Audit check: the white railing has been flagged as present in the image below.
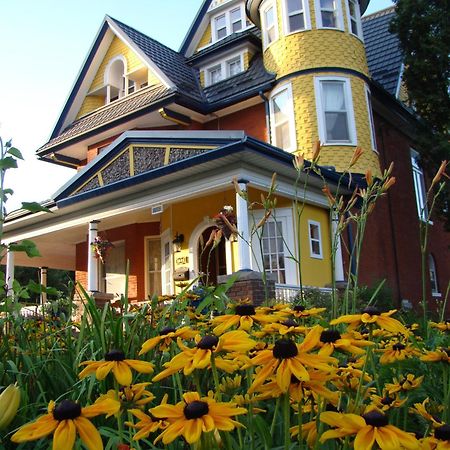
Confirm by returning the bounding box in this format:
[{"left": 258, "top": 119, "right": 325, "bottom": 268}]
[{"left": 275, "top": 284, "right": 333, "bottom": 303}]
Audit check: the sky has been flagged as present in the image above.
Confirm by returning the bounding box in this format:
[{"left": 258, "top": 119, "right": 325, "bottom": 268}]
[{"left": 0, "top": 0, "right": 394, "bottom": 211}]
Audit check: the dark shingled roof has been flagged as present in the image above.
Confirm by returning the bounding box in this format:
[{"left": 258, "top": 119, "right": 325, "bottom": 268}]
[
  {"left": 203, "top": 55, "right": 274, "bottom": 104},
  {"left": 109, "top": 16, "right": 205, "bottom": 103},
  {"left": 38, "top": 84, "right": 173, "bottom": 154},
  {"left": 363, "top": 7, "right": 403, "bottom": 96}
]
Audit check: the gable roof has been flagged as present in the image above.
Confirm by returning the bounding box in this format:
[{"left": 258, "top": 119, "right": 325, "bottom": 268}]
[{"left": 362, "top": 7, "right": 403, "bottom": 96}]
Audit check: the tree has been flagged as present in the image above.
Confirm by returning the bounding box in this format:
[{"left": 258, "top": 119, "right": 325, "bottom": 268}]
[{"left": 390, "top": 0, "right": 450, "bottom": 228}]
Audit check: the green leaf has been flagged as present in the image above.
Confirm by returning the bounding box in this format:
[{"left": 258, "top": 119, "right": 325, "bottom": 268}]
[
  {"left": 0, "top": 156, "right": 18, "bottom": 170},
  {"left": 9, "top": 239, "right": 41, "bottom": 257},
  {"left": 21, "top": 202, "right": 52, "bottom": 213},
  {"left": 7, "top": 147, "right": 23, "bottom": 160}
]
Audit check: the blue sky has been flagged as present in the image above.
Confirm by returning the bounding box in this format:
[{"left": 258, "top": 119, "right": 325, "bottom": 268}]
[{"left": 0, "top": 0, "right": 394, "bottom": 211}]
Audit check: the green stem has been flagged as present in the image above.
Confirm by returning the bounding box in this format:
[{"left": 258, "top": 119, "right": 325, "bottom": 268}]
[
  {"left": 283, "top": 393, "right": 291, "bottom": 450},
  {"left": 210, "top": 352, "right": 221, "bottom": 400}
]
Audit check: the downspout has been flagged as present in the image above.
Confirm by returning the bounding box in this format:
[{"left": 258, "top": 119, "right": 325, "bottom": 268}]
[
  {"left": 259, "top": 90, "right": 271, "bottom": 144},
  {"left": 379, "top": 122, "right": 402, "bottom": 306}
]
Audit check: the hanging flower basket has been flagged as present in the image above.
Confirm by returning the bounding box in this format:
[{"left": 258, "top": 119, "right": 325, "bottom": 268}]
[
  {"left": 90, "top": 236, "right": 114, "bottom": 264},
  {"left": 213, "top": 205, "right": 237, "bottom": 240}
]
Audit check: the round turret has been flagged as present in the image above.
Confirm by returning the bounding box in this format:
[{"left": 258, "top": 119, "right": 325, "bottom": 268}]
[{"left": 247, "top": 0, "right": 381, "bottom": 176}]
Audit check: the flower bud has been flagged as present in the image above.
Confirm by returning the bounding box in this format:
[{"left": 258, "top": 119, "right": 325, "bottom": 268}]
[{"left": 0, "top": 383, "right": 20, "bottom": 430}]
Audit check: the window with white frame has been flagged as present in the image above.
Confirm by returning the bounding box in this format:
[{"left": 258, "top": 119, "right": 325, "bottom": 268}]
[
  {"left": 429, "top": 254, "right": 440, "bottom": 295},
  {"left": 411, "top": 149, "right": 428, "bottom": 221},
  {"left": 284, "top": 0, "right": 310, "bottom": 33},
  {"left": 269, "top": 84, "right": 296, "bottom": 151},
  {"left": 212, "top": 4, "right": 245, "bottom": 42},
  {"left": 315, "top": 77, "right": 356, "bottom": 144},
  {"left": 346, "top": 0, "right": 363, "bottom": 38},
  {"left": 308, "top": 220, "right": 323, "bottom": 258},
  {"left": 261, "top": 1, "right": 278, "bottom": 48},
  {"left": 204, "top": 53, "right": 244, "bottom": 86},
  {"left": 315, "top": 0, "right": 343, "bottom": 29},
  {"left": 365, "top": 86, "right": 377, "bottom": 151}
]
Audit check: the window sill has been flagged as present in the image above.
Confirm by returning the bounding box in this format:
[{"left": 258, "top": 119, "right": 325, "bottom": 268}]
[
  {"left": 432, "top": 292, "right": 442, "bottom": 298},
  {"left": 310, "top": 254, "right": 323, "bottom": 260},
  {"left": 321, "top": 142, "right": 357, "bottom": 147}
]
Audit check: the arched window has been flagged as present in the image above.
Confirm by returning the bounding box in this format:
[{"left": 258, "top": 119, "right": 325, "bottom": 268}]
[
  {"left": 105, "top": 56, "right": 127, "bottom": 103},
  {"left": 429, "top": 254, "right": 440, "bottom": 296}
]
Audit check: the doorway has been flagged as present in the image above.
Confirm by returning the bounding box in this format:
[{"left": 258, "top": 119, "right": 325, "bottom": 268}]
[{"left": 198, "top": 227, "right": 226, "bottom": 286}]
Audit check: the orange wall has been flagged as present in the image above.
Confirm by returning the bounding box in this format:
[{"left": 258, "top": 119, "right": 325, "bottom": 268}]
[{"left": 76, "top": 222, "right": 160, "bottom": 300}]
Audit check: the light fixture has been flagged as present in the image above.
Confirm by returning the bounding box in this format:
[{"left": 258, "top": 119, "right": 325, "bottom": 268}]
[{"left": 173, "top": 232, "right": 184, "bottom": 253}]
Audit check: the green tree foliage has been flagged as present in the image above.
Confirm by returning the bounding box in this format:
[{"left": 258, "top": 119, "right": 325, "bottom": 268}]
[{"left": 390, "top": 0, "right": 450, "bottom": 227}]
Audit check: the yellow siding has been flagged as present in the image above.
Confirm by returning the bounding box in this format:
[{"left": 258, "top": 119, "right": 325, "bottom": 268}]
[
  {"left": 288, "top": 73, "right": 381, "bottom": 176},
  {"left": 76, "top": 96, "right": 104, "bottom": 119},
  {"left": 148, "top": 71, "right": 160, "bottom": 87},
  {"left": 297, "top": 204, "right": 332, "bottom": 287},
  {"left": 196, "top": 23, "right": 212, "bottom": 51},
  {"left": 199, "top": 71, "right": 205, "bottom": 87},
  {"left": 243, "top": 50, "right": 254, "bottom": 70}
]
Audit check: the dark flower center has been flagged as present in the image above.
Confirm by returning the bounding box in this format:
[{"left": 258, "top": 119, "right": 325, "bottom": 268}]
[
  {"left": 160, "top": 327, "right": 176, "bottom": 336},
  {"left": 53, "top": 400, "right": 82, "bottom": 421},
  {"left": 184, "top": 401, "right": 209, "bottom": 419},
  {"left": 442, "top": 348, "right": 450, "bottom": 357},
  {"left": 362, "top": 410, "right": 389, "bottom": 427},
  {"left": 381, "top": 396, "right": 394, "bottom": 405},
  {"left": 283, "top": 319, "right": 298, "bottom": 328},
  {"left": 273, "top": 339, "right": 298, "bottom": 359},
  {"left": 197, "top": 335, "right": 219, "bottom": 349},
  {"left": 435, "top": 424, "right": 450, "bottom": 440},
  {"left": 293, "top": 305, "right": 306, "bottom": 312},
  {"left": 235, "top": 304, "right": 256, "bottom": 316},
  {"left": 392, "top": 343, "right": 406, "bottom": 351},
  {"left": 105, "top": 349, "right": 126, "bottom": 361},
  {"left": 362, "top": 306, "right": 380, "bottom": 315},
  {"left": 320, "top": 329, "right": 341, "bottom": 343}
]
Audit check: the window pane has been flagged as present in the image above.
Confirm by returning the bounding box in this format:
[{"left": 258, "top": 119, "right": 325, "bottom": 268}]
[
  {"left": 275, "top": 122, "right": 291, "bottom": 150},
  {"left": 310, "top": 224, "right": 319, "bottom": 240},
  {"left": 209, "top": 66, "right": 222, "bottom": 84},
  {"left": 325, "top": 112, "right": 350, "bottom": 141},
  {"left": 311, "top": 241, "right": 321, "bottom": 255},
  {"left": 287, "top": 0, "right": 301, "bottom": 13},
  {"left": 321, "top": 0, "right": 335, "bottom": 9},
  {"left": 265, "top": 6, "right": 275, "bottom": 44},
  {"left": 321, "top": 10, "right": 336, "bottom": 27},
  {"left": 323, "top": 82, "right": 345, "bottom": 110},
  {"left": 215, "top": 14, "right": 227, "bottom": 39},
  {"left": 273, "top": 90, "right": 290, "bottom": 123},
  {"left": 231, "top": 7, "right": 242, "bottom": 32},
  {"left": 289, "top": 13, "right": 305, "bottom": 31},
  {"left": 227, "top": 58, "right": 242, "bottom": 76}
]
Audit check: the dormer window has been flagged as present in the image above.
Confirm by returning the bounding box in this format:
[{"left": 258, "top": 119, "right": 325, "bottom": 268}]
[
  {"left": 105, "top": 56, "right": 127, "bottom": 103},
  {"left": 211, "top": 4, "right": 245, "bottom": 42},
  {"left": 208, "top": 64, "right": 223, "bottom": 84},
  {"left": 203, "top": 52, "right": 245, "bottom": 86}
]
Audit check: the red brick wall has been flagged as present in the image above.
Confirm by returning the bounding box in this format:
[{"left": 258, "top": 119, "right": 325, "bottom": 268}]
[{"left": 76, "top": 222, "right": 160, "bottom": 300}]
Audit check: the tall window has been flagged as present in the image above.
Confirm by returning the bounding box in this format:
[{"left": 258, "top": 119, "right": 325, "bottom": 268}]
[
  {"left": 315, "top": 77, "right": 356, "bottom": 144},
  {"left": 214, "top": 14, "right": 227, "bottom": 40},
  {"left": 284, "top": 0, "right": 309, "bottom": 33},
  {"left": 230, "top": 7, "right": 243, "bottom": 32},
  {"left": 269, "top": 84, "right": 296, "bottom": 151},
  {"left": 346, "top": 0, "right": 363, "bottom": 38},
  {"left": 212, "top": 4, "right": 245, "bottom": 42},
  {"left": 262, "top": 1, "right": 278, "bottom": 48},
  {"left": 308, "top": 220, "right": 323, "bottom": 258},
  {"left": 411, "top": 149, "right": 428, "bottom": 220},
  {"left": 429, "top": 255, "right": 440, "bottom": 295},
  {"left": 315, "top": 0, "right": 343, "bottom": 29}
]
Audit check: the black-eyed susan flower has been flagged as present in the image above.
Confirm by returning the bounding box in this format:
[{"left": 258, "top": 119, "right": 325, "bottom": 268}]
[
  {"left": 150, "top": 391, "right": 246, "bottom": 444},
  {"left": 370, "top": 392, "right": 406, "bottom": 411},
  {"left": 421, "top": 348, "right": 450, "bottom": 364},
  {"left": 139, "top": 326, "right": 199, "bottom": 354},
  {"left": 126, "top": 409, "right": 168, "bottom": 441},
  {"left": 248, "top": 327, "right": 337, "bottom": 393},
  {"left": 11, "top": 398, "right": 120, "bottom": 450},
  {"left": 99, "top": 383, "right": 155, "bottom": 412},
  {"left": 79, "top": 349, "right": 154, "bottom": 386},
  {"left": 253, "top": 320, "right": 307, "bottom": 338},
  {"left": 379, "top": 341, "right": 421, "bottom": 364},
  {"left": 320, "top": 409, "right": 419, "bottom": 449},
  {"left": 316, "top": 328, "right": 373, "bottom": 357},
  {"left": 330, "top": 306, "right": 410, "bottom": 336},
  {"left": 211, "top": 303, "right": 278, "bottom": 335},
  {"left": 385, "top": 374, "right": 424, "bottom": 395},
  {"left": 288, "top": 304, "right": 327, "bottom": 319},
  {"left": 153, "top": 330, "right": 255, "bottom": 381},
  {"left": 420, "top": 423, "right": 450, "bottom": 449}
]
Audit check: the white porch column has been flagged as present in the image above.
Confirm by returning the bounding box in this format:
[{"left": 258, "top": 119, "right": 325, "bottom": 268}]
[
  {"left": 225, "top": 240, "right": 233, "bottom": 274},
  {"left": 40, "top": 267, "right": 48, "bottom": 306},
  {"left": 236, "top": 179, "right": 251, "bottom": 270},
  {"left": 5, "top": 248, "right": 15, "bottom": 296},
  {"left": 88, "top": 220, "right": 100, "bottom": 292},
  {"left": 331, "top": 214, "right": 345, "bottom": 282}
]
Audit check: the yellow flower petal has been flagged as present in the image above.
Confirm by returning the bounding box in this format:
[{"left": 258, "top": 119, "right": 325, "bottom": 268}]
[
  {"left": 354, "top": 426, "right": 376, "bottom": 450},
  {"left": 139, "top": 336, "right": 162, "bottom": 355},
  {"left": 374, "top": 426, "right": 400, "bottom": 450},
  {"left": 95, "top": 361, "right": 114, "bottom": 381},
  {"left": 125, "top": 359, "right": 154, "bottom": 374},
  {"left": 53, "top": 420, "right": 76, "bottom": 450},
  {"left": 11, "top": 414, "right": 58, "bottom": 443},
  {"left": 112, "top": 362, "right": 133, "bottom": 386},
  {"left": 183, "top": 418, "right": 203, "bottom": 444},
  {"left": 74, "top": 416, "right": 104, "bottom": 450},
  {"left": 82, "top": 398, "right": 120, "bottom": 418}
]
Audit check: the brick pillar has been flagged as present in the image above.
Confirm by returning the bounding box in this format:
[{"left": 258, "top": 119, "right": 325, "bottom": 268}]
[{"left": 218, "top": 270, "right": 276, "bottom": 306}]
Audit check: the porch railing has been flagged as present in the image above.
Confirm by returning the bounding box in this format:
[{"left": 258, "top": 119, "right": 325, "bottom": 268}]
[{"left": 275, "top": 283, "right": 333, "bottom": 303}]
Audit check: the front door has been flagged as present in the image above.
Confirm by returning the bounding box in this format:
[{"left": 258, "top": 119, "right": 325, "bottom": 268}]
[{"left": 198, "top": 227, "right": 226, "bottom": 286}]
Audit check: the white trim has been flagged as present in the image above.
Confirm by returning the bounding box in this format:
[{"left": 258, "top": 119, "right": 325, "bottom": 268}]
[
  {"left": 160, "top": 229, "right": 173, "bottom": 295},
  {"left": 314, "top": 76, "right": 357, "bottom": 146},
  {"left": 269, "top": 82, "right": 297, "bottom": 152},
  {"left": 202, "top": 50, "right": 245, "bottom": 86},
  {"left": 410, "top": 149, "right": 428, "bottom": 222},
  {"left": 211, "top": 2, "right": 246, "bottom": 42},
  {"left": 104, "top": 55, "right": 127, "bottom": 86},
  {"left": 251, "top": 207, "right": 297, "bottom": 285},
  {"left": 365, "top": 84, "right": 377, "bottom": 152},
  {"left": 282, "top": 0, "right": 311, "bottom": 35},
  {"left": 261, "top": 0, "right": 279, "bottom": 49},
  {"left": 314, "top": 0, "right": 344, "bottom": 30},
  {"left": 395, "top": 63, "right": 405, "bottom": 100},
  {"left": 344, "top": 0, "right": 363, "bottom": 40},
  {"left": 308, "top": 219, "right": 323, "bottom": 259}
]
